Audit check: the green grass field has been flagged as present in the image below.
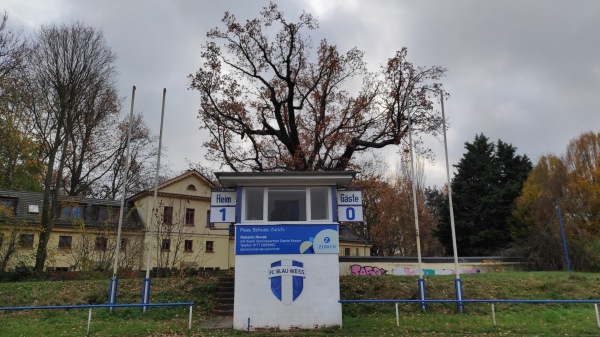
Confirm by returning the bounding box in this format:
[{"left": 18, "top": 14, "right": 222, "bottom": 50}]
[{"left": 1, "top": 272, "right": 600, "bottom": 336}]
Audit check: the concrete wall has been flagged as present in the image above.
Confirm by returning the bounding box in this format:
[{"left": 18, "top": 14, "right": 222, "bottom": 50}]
[{"left": 340, "top": 257, "right": 522, "bottom": 276}]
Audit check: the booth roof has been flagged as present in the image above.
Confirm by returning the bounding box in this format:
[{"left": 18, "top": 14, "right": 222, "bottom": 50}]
[{"left": 215, "top": 171, "right": 357, "bottom": 187}]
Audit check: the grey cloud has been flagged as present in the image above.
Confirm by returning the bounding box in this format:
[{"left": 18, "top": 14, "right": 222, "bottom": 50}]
[{"left": 3, "top": 0, "right": 599, "bottom": 186}]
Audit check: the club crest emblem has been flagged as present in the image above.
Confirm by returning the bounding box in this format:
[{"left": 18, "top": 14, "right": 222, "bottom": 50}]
[{"left": 268, "top": 260, "right": 305, "bottom": 305}]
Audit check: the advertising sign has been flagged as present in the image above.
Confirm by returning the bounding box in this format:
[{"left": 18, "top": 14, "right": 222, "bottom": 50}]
[{"left": 235, "top": 224, "right": 338, "bottom": 255}]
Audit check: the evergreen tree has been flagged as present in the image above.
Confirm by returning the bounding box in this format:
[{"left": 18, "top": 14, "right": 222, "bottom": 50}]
[{"left": 436, "top": 134, "right": 532, "bottom": 256}]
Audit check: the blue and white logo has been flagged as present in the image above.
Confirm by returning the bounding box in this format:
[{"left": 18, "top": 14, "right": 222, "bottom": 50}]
[{"left": 268, "top": 260, "right": 305, "bottom": 305}]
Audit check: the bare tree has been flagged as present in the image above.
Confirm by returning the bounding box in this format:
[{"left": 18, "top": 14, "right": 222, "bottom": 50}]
[
  {"left": 62, "top": 84, "right": 121, "bottom": 197},
  {"left": 353, "top": 155, "right": 441, "bottom": 256},
  {"left": 0, "top": 11, "right": 26, "bottom": 81},
  {"left": 26, "top": 22, "right": 119, "bottom": 271},
  {"left": 189, "top": 2, "right": 446, "bottom": 172},
  {"left": 92, "top": 113, "right": 160, "bottom": 200}
]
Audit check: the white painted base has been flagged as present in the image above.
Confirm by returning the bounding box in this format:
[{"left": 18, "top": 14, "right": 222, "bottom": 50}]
[{"left": 233, "top": 254, "right": 342, "bottom": 330}]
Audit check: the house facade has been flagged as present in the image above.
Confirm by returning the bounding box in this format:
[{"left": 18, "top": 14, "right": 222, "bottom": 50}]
[
  {"left": 129, "top": 170, "right": 234, "bottom": 271},
  {"left": 0, "top": 190, "right": 143, "bottom": 272}
]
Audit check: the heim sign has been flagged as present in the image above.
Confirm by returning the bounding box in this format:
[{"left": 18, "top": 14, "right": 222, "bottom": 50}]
[{"left": 210, "top": 190, "right": 236, "bottom": 223}]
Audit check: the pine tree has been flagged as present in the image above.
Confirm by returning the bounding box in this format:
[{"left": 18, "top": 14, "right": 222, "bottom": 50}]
[{"left": 436, "top": 134, "right": 532, "bottom": 256}]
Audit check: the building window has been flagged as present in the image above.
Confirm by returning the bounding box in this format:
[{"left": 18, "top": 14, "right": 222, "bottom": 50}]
[
  {"left": 355, "top": 248, "right": 359, "bottom": 256},
  {"left": 184, "top": 240, "right": 193, "bottom": 252},
  {"left": 205, "top": 241, "right": 214, "bottom": 253},
  {"left": 58, "top": 236, "right": 72, "bottom": 249},
  {"left": 185, "top": 208, "right": 195, "bottom": 226},
  {"left": 205, "top": 210, "right": 210, "bottom": 227},
  {"left": 0, "top": 198, "right": 17, "bottom": 215},
  {"left": 344, "top": 248, "right": 351, "bottom": 256},
  {"left": 98, "top": 206, "right": 119, "bottom": 223},
  {"left": 161, "top": 239, "right": 171, "bottom": 251},
  {"left": 120, "top": 238, "right": 128, "bottom": 252},
  {"left": 62, "top": 205, "right": 84, "bottom": 219},
  {"left": 19, "top": 234, "right": 34, "bottom": 248},
  {"left": 187, "top": 184, "right": 196, "bottom": 191},
  {"left": 163, "top": 206, "right": 173, "bottom": 225},
  {"left": 95, "top": 237, "right": 108, "bottom": 251}
]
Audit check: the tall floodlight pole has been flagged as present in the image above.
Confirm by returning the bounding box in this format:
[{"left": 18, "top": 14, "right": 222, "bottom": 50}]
[
  {"left": 440, "top": 90, "right": 463, "bottom": 313},
  {"left": 108, "top": 85, "right": 136, "bottom": 310},
  {"left": 406, "top": 106, "right": 426, "bottom": 311},
  {"left": 142, "top": 88, "right": 166, "bottom": 312}
]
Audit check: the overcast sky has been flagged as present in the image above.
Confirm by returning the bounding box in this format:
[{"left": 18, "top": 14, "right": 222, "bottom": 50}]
[{"left": 3, "top": 0, "right": 600, "bottom": 187}]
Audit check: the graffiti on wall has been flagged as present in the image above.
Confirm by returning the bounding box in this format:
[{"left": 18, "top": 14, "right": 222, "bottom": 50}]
[
  {"left": 393, "top": 267, "right": 480, "bottom": 276},
  {"left": 350, "top": 264, "right": 387, "bottom": 276},
  {"left": 348, "top": 264, "right": 481, "bottom": 276}
]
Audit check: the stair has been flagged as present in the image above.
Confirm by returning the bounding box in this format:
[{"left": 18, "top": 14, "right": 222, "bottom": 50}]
[{"left": 214, "top": 276, "right": 234, "bottom": 317}]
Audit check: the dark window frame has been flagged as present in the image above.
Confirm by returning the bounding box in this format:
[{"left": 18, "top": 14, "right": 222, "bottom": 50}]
[
  {"left": 185, "top": 208, "right": 195, "bottom": 226},
  {"left": 58, "top": 235, "right": 72, "bottom": 249},
  {"left": 98, "top": 206, "right": 119, "bottom": 223},
  {"left": 163, "top": 206, "right": 173, "bottom": 225},
  {"left": 95, "top": 237, "right": 108, "bottom": 251},
  {"left": 62, "top": 205, "right": 85, "bottom": 219},
  {"left": 205, "top": 240, "right": 214, "bottom": 253},
  {"left": 184, "top": 240, "right": 193, "bottom": 252},
  {"left": 120, "top": 238, "right": 128, "bottom": 252},
  {"left": 19, "top": 234, "right": 34, "bottom": 248},
  {"left": 0, "top": 198, "right": 17, "bottom": 215}
]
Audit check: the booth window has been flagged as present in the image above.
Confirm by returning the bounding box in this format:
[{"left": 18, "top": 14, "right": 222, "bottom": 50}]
[
  {"left": 268, "top": 187, "right": 305, "bottom": 221},
  {"left": 243, "top": 186, "right": 331, "bottom": 222},
  {"left": 245, "top": 187, "right": 264, "bottom": 221},
  {"left": 310, "top": 187, "right": 329, "bottom": 220}
]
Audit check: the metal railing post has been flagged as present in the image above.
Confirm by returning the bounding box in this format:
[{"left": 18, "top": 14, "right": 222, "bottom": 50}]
[{"left": 87, "top": 308, "right": 92, "bottom": 335}]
